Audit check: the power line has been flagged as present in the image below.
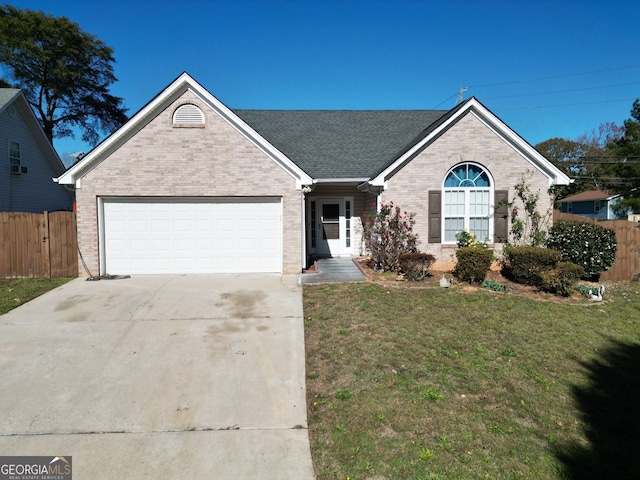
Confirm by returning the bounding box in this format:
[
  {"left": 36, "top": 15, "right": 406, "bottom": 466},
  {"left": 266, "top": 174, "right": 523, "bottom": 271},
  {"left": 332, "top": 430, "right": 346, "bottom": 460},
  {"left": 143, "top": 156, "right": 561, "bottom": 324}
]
[
  {"left": 467, "top": 64, "right": 640, "bottom": 89},
  {"left": 496, "top": 98, "right": 636, "bottom": 111},
  {"left": 431, "top": 92, "right": 457, "bottom": 109},
  {"left": 481, "top": 82, "right": 640, "bottom": 101}
]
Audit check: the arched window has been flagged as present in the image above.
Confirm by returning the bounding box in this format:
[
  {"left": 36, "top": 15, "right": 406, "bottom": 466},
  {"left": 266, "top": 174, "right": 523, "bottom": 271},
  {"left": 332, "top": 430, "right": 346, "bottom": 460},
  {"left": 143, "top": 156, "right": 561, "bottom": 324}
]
[
  {"left": 443, "top": 163, "right": 493, "bottom": 243},
  {"left": 172, "top": 104, "right": 205, "bottom": 125}
]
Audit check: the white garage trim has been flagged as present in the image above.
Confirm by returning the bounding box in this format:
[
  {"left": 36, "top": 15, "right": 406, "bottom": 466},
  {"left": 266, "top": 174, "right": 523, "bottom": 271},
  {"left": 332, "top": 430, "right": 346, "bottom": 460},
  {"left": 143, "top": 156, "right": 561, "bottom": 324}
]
[{"left": 98, "top": 197, "right": 283, "bottom": 275}]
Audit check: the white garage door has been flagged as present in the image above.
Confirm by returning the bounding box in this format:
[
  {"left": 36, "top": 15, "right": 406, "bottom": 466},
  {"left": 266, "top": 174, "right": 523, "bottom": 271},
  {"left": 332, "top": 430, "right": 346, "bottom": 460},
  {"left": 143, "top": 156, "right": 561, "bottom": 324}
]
[{"left": 102, "top": 198, "right": 282, "bottom": 274}]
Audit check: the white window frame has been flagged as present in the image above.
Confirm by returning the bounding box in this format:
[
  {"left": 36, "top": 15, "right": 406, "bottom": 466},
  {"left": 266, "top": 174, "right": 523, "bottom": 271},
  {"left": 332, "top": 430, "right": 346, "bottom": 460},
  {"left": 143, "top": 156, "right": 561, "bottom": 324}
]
[
  {"left": 9, "top": 141, "right": 20, "bottom": 173},
  {"left": 442, "top": 162, "right": 494, "bottom": 244}
]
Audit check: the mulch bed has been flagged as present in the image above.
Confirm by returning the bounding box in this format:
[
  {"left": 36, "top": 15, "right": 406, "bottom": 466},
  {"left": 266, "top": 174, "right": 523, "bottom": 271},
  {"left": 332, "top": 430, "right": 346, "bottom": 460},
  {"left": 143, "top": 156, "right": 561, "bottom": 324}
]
[{"left": 351, "top": 256, "right": 607, "bottom": 304}]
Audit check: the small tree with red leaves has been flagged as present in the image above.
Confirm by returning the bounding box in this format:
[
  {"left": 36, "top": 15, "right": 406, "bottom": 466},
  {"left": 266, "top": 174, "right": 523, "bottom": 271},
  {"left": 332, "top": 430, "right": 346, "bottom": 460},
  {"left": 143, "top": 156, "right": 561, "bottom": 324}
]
[{"left": 362, "top": 202, "right": 418, "bottom": 272}]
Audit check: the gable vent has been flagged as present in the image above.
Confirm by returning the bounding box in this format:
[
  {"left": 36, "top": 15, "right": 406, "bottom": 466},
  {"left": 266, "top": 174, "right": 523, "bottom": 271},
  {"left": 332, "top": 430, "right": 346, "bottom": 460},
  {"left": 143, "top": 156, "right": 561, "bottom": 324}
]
[{"left": 173, "top": 104, "right": 205, "bottom": 124}]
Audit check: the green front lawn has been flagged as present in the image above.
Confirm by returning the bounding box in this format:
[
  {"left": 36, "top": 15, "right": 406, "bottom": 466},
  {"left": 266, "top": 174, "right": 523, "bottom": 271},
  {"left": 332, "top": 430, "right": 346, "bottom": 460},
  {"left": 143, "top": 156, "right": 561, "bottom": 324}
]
[
  {"left": 0, "top": 277, "right": 74, "bottom": 315},
  {"left": 304, "top": 280, "right": 640, "bottom": 479}
]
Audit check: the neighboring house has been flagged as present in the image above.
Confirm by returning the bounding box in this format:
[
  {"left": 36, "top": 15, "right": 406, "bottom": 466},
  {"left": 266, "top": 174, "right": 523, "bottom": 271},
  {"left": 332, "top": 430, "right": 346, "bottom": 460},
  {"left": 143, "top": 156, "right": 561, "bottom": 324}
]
[
  {"left": 559, "top": 190, "right": 630, "bottom": 220},
  {"left": 0, "top": 89, "right": 73, "bottom": 213},
  {"left": 56, "top": 72, "right": 570, "bottom": 276}
]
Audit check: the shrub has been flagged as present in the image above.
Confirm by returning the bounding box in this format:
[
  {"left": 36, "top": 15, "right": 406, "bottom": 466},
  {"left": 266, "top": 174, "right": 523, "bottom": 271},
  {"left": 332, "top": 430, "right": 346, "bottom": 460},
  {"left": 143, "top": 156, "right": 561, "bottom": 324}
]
[
  {"left": 481, "top": 279, "right": 507, "bottom": 292},
  {"left": 546, "top": 221, "right": 617, "bottom": 279},
  {"left": 455, "top": 229, "right": 487, "bottom": 248},
  {"left": 502, "top": 246, "right": 561, "bottom": 286},
  {"left": 398, "top": 252, "right": 436, "bottom": 281},
  {"left": 453, "top": 247, "right": 494, "bottom": 283},
  {"left": 362, "top": 202, "right": 418, "bottom": 272},
  {"left": 539, "top": 262, "right": 585, "bottom": 296}
]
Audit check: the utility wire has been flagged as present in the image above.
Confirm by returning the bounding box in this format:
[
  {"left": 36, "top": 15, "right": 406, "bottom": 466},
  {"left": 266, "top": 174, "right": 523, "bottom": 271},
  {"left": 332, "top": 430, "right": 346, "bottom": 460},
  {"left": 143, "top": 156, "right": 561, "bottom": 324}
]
[
  {"left": 481, "top": 82, "right": 640, "bottom": 101},
  {"left": 496, "top": 98, "right": 636, "bottom": 111},
  {"left": 467, "top": 64, "right": 640, "bottom": 89},
  {"left": 431, "top": 92, "right": 458, "bottom": 109}
]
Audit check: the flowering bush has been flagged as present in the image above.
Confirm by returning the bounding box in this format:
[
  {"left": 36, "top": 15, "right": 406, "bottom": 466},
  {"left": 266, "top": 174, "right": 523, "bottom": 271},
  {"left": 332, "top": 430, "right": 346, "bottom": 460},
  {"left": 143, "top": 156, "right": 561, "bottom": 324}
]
[
  {"left": 362, "top": 202, "right": 418, "bottom": 272},
  {"left": 455, "top": 229, "right": 487, "bottom": 248},
  {"left": 546, "top": 221, "right": 617, "bottom": 279}
]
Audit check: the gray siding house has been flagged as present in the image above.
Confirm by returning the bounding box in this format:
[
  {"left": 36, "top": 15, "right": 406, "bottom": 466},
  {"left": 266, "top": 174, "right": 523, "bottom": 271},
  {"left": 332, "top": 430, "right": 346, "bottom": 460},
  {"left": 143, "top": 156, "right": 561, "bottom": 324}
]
[
  {"left": 560, "top": 190, "right": 630, "bottom": 220},
  {"left": 57, "top": 73, "right": 570, "bottom": 276},
  {"left": 0, "top": 89, "right": 73, "bottom": 213}
]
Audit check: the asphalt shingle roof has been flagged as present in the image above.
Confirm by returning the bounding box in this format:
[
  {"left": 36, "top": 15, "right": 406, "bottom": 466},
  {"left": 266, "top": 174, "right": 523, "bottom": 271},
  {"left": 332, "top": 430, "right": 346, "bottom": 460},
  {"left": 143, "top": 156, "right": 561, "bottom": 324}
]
[
  {"left": 0, "top": 88, "right": 21, "bottom": 110},
  {"left": 561, "top": 190, "right": 617, "bottom": 202},
  {"left": 233, "top": 109, "right": 449, "bottom": 179}
]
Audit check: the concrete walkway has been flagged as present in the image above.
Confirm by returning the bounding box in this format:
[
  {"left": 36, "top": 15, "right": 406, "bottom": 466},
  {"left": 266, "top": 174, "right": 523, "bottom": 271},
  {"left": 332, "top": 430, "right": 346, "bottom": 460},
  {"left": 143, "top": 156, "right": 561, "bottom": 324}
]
[
  {"left": 0, "top": 274, "right": 315, "bottom": 479},
  {"left": 301, "top": 257, "right": 366, "bottom": 284}
]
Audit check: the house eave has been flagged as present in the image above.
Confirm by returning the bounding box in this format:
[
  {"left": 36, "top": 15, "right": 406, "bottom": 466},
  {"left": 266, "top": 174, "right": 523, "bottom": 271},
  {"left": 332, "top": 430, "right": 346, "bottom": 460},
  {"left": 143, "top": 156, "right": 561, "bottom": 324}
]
[
  {"left": 314, "top": 177, "right": 369, "bottom": 184},
  {"left": 56, "top": 72, "right": 313, "bottom": 188},
  {"left": 369, "top": 97, "right": 572, "bottom": 188},
  {"left": 6, "top": 90, "right": 66, "bottom": 176}
]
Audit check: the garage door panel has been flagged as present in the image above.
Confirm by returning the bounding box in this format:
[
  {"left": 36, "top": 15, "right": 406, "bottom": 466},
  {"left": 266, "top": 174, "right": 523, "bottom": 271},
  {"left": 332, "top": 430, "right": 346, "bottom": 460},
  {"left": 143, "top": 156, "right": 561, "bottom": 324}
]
[{"left": 103, "top": 198, "right": 282, "bottom": 274}]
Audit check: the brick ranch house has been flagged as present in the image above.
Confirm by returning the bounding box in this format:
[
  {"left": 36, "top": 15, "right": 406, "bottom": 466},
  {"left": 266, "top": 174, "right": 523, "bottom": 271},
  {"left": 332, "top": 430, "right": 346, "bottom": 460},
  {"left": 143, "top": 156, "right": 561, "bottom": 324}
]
[{"left": 56, "top": 72, "right": 570, "bottom": 276}]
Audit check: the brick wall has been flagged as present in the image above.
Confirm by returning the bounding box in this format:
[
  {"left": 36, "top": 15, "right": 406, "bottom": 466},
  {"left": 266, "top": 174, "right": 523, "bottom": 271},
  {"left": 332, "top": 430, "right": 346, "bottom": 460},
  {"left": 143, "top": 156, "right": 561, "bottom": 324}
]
[
  {"left": 382, "top": 112, "right": 553, "bottom": 270},
  {"left": 76, "top": 90, "right": 303, "bottom": 275}
]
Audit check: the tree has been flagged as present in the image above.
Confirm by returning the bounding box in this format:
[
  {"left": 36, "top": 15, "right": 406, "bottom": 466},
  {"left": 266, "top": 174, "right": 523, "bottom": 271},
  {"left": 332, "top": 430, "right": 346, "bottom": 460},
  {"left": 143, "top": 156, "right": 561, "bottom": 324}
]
[
  {"left": 535, "top": 137, "right": 590, "bottom": 197},
  {"left": 536, "top": 122, "right": 624, "bottom": 198},
  {"left": 0, "top": 5, "right": 127, "bottom": 146},
  {"left": 607, "top": 99, "right": 640, "bottom": 213}
]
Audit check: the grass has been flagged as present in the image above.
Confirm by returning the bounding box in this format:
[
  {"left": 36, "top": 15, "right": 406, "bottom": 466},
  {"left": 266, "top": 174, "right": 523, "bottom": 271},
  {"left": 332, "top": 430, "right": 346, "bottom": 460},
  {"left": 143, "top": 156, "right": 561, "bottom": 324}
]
[
  {"left": 303, "top": 280, "right": 640, "bottom": 479},
  {"left": 0, "top": 277, "right": 74, "bottom": 315}
]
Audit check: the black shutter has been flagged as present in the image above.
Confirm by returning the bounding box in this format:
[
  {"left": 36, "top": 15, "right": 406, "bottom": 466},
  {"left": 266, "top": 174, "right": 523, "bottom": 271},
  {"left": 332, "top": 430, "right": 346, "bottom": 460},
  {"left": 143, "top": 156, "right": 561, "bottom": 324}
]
[
  {"left": 428, "top": 190, "right": 441, "bottom": 243},
  {"left": 494, "top": 190, "right": 508, "bottom": 243}
]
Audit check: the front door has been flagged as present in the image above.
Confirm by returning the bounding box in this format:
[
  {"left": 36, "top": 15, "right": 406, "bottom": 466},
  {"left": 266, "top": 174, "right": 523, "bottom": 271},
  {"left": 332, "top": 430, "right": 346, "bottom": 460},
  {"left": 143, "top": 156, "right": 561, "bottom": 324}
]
[
  {"left": 317, "top": 200, "right": 343, "bottom": 256},
  {"left": 309, "top": 197, "right": 354, "bottom": 257}
]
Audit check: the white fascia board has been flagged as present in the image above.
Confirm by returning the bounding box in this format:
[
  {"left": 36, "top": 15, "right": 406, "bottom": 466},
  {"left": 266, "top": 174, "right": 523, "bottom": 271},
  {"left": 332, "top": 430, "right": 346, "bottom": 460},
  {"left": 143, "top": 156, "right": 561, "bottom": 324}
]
[
  {"left": 56, "top": 73, "right": 313, "bottom": 188},
  {"left": 468, "top": 106, "right": 572, "bottom": 187},
  {"left": 55, "top": 75, "right": 192, "bottom": 186},
  {"left": 369, "top": 101, "right": 472, "bottom": 187},
  {"left": 184, "top": 75, "right": 313, "bottom": 188},
  {"left": 314, "top": 178, "right": 369, "bottom": 183},
  {"left": 369, "top": 98, "right": 572, "bottom": 188}
]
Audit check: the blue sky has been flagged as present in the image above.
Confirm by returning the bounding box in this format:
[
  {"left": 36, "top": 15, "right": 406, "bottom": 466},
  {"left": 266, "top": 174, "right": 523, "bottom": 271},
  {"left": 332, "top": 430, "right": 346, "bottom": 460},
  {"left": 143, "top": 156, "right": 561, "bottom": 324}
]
[{"left": 6, "top": 0, "right": 640, "bottom": 162}]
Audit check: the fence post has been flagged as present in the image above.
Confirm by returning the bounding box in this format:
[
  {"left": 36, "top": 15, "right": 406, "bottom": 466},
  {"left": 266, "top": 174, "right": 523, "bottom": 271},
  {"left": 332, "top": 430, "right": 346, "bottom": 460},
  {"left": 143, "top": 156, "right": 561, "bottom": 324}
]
[{"left": 42, "top": 211, "right": 51, "bottom": 278}]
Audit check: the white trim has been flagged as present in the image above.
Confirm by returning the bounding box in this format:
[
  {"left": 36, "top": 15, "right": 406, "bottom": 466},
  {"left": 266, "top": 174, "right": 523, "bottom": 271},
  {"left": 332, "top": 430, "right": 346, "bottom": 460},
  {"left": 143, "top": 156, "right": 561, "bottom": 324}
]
[
  {"left": 369, "top": 97, "right": 571, "bottom": 188},
  {"left": 442, "top": 163, "right": 494, "bottom": 244},
  {"left": 301, "top": 191, "right": 307, "bottom": 271},
  {"left": 307, "top": 195, "right": 354, "bottom": 256},
  {"left": 98, "top": 196, "right": 284, "bottom": 275},
  {"left": 314, "top": 178, "right": 369, "bottom": 183},
  {"left": 98, "top": 197, "right": 106, "bottom": 275},
  {"left": 56, "top": 73, "right": 313, "bottom": 188}
]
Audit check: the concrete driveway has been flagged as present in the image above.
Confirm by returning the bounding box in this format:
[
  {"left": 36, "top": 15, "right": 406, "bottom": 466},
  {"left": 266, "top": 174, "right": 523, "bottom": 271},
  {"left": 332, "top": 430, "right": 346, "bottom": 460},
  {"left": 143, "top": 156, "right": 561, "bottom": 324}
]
[{"left": 0, "top": 274, "right": 314, "bottom": 479}]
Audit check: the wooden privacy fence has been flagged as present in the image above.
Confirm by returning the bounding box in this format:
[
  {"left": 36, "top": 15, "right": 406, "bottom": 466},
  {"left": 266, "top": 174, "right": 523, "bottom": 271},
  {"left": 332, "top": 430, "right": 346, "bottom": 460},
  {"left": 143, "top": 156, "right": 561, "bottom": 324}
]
[
  {"left": 553, "top": 211, "right": 640, "bottom": 282},
  {"left": 0, "top": 211, "right": 78, "bottom": 278}
]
